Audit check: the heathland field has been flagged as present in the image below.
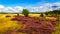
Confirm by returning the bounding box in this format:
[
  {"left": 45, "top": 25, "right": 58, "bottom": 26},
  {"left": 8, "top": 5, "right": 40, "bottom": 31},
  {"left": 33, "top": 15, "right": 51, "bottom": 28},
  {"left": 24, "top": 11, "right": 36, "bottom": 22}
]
[{"left": 0, "top": 14, "right": 59, "bottom": 34}]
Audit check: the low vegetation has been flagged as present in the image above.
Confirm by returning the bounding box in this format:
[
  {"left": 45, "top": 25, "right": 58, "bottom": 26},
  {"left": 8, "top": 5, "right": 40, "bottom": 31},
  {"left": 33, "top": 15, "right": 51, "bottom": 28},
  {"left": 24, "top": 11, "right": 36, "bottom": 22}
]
[{"left": 0, "top": 9, "right": 59, "bottom": 34}]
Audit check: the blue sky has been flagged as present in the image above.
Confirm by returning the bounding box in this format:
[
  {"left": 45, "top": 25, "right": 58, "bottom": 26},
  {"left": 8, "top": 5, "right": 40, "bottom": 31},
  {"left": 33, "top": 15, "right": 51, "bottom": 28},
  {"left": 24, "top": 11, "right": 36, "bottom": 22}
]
[
  {"left": 0, "top": 0, "right": 41, "bottom": 6},
  {"left": 0, "top": 0, "right": 60, "bottom": 12},
  {"left": 0, "top": 0, "right": 60, "bottom": 7}
]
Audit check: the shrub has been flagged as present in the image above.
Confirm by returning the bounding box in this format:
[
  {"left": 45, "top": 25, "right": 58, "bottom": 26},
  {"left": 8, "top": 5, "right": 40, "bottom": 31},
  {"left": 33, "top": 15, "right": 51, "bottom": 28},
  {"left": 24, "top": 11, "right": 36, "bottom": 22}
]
[
  {"left": 40, "top": 13, "right": 44, "bottom": 17},
  {"left": 22, "top": 9, "right": 29, "bottom": 17},
  {"left": 45, "top": 12, "right": 48, "bottom": 15}
]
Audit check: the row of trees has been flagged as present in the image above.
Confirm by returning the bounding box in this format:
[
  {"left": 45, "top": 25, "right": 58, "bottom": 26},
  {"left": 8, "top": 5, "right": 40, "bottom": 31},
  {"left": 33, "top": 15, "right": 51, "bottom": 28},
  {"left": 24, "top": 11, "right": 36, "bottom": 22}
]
[
  {"left": 45, "top": 10, "right": 60, "bottom": 16},
  {"left": 21, "top": 9, "right": 44, "bottom": 17},
  {"left": 17, "top": 9, "right": 60, "bottom": 17}
]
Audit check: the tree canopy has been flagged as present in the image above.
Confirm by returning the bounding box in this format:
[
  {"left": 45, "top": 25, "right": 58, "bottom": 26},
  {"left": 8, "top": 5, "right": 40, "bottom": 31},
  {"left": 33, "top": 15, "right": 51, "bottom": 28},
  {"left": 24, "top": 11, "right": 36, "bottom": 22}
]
[{"left": 22, "top": 9, "right": 29, "bottom": 16}]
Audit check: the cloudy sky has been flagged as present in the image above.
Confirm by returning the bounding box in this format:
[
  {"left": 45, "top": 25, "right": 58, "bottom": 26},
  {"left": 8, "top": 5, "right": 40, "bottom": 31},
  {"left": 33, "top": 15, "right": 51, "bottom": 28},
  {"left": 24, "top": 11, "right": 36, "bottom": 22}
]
[{"left": 0, "top": 0, "right": 60, "bottom": 13}]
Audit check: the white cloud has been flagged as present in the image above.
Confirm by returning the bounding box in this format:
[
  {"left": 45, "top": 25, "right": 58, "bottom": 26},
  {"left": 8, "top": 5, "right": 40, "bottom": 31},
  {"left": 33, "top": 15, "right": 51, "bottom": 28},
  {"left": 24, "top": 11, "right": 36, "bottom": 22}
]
[
  {"left": 14, "top": 6, "right": 23, "bottom": 11},
  {"left": 0, "top": 5, "right": 5, "bottom": 9},
  {"left": 0, "top": 2, "right": 60, "bottom": 13},
  {"left": 0, "top": 6, "right": 23, "bottom": 13},
  {"left": 27, "top": 2, "right": 60, "bottom": 12}
]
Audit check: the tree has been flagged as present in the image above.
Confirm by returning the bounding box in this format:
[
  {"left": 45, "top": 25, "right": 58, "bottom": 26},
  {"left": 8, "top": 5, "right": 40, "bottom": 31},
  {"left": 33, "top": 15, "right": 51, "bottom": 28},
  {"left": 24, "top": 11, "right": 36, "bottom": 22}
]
[
  {"left": 45, "top": 12, "right": 48, "bottom": 15},
  {"left": 17, "top": 13, "right": 19, "bottom": 16},
  {"left": 40, "top": 13, "right": 44, "bottom": 17},
  {"left": 22, "top": 9, "right": 29, "bottom": 16}
]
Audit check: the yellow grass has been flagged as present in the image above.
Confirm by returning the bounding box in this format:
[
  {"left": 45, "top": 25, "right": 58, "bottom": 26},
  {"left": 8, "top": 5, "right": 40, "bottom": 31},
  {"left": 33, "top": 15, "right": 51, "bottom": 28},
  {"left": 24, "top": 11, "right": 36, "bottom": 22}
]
[
  {"left": 45, "top": 17, "right": 57, "bottom": 20},
  {"left": 29, "top": 14, "right": 40, "bottom": 17},
  {"left": 0, "top": 14, "right": 58, "bottom": 34},
  {"left": 0, "top": 14, "right": 26, "bottom": 34}
]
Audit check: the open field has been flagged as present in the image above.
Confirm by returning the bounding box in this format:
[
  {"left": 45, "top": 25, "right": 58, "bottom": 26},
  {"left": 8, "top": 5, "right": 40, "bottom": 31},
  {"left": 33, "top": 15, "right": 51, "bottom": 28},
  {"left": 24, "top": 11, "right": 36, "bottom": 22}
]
[{"left": 0, "top": 14, "right": 59, "bottom": 34}]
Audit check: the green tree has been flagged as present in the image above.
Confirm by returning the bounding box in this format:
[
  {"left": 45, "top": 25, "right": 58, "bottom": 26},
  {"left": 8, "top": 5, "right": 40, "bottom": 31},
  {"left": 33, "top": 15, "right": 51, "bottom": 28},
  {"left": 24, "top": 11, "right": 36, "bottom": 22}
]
[
  {"left": 22, "top": 9, "right": 29, "bottom": 16},
  {"left": 17, "top": 13, "right": 19, "bottom": 16},
  {"left": 40, "top": 13, "right": 44, "bottom": 17},
  {"left": 45, "top": 12, "right": 48, "bottom": 15}
]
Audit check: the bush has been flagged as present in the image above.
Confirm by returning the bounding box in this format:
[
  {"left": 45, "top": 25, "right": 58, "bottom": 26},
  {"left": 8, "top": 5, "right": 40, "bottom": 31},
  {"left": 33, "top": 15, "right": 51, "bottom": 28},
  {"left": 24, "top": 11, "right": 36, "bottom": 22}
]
[
  {"left": 22, "top": 9, "right": 29, "bottom": 16},
  {"left": 45, "top": 12, "right": 48, "bottom": 15},
  {"left": 40, "top": 13, "right": 44, "bottom": 17},
  {"left": 17, "top": 13, "right": 19, "bottom": 16}
]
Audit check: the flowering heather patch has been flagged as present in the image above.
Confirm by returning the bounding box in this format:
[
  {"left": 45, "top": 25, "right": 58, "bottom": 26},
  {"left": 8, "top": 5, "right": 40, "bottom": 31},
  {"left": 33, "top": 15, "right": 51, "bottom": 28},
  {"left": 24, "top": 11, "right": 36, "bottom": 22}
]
[
  {"left": 11, "top": 16, "right": 56, "bottom": 34},
  {"left": 0, "top": 14, "right": 58, "bottom": 34}
]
